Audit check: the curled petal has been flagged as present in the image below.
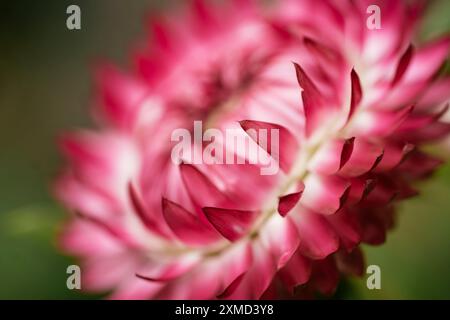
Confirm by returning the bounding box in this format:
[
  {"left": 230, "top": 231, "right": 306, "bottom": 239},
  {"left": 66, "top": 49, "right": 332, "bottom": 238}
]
[
  {"left": 128, "top": 182, "right": 172, "bottom": 238},
  {"left": 278, "top": 191, "right": 303, "bottom": 217},
  {"left": 338, "top": 139, "right": 384, "bottom": 177},
  {"left": 391, "top": 45, "right": 414, "bottom": 87},
  {"left": 348, "top": 69, "right": 362, "bottom": 121},
  {"left": 308, "top": 138, "right": 355, "bottom": 175},
  {"left": 180, "top": 163, "right": 231, "bottom": 211},
  {"left": 239, "top": 120, "right": 299, "bottom": 172},
  {"left": 294, "top": 63, "right": 337, "bottom": 137},
  {"left": 203, "top": 207, "right": 259, "bottom": 242},
  {"left": 373, "top": 143, "right": 414, "bottom": 173},
  {"left": 161, "top": 198, "right": 220, "bottom": 245}
]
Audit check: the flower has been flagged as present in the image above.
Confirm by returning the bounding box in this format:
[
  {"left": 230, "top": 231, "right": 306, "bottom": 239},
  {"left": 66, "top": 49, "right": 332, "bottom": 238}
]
[{"left": 55, "top": 0, "right": 450, "bottom": 299}]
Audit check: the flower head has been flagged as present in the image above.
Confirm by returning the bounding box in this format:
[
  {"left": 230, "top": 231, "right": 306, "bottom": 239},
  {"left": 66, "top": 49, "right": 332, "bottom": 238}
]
[{"left": 55, "top": 0, "right": 450, "bottom": 299}]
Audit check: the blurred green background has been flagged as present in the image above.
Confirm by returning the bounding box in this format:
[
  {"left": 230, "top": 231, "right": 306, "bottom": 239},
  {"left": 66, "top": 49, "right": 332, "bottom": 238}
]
[{"left": 0, "top": 0, "right": 449, "bottom": 299}]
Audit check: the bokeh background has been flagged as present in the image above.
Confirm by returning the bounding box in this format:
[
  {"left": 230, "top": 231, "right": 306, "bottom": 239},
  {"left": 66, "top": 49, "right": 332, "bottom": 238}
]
[{"left": 0, "top": 0, "right": 449, "bottom": 299}]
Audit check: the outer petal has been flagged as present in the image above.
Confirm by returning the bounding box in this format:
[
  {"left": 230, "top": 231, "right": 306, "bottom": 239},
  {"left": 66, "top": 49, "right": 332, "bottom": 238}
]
[
  {"left": 308, "top": 138, "right": 354, "bottom": 175},
  {"left": 291, "top": 208, "right": 340, "bottom": 259},
  {"left": 301, "top": 174, "right": 351, "bottom": 215}
]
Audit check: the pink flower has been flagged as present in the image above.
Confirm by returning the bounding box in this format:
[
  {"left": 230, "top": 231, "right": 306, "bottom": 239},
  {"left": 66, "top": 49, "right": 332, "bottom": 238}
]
[{"left": 55, "top": 0, "right": 450, "bottom": 299}]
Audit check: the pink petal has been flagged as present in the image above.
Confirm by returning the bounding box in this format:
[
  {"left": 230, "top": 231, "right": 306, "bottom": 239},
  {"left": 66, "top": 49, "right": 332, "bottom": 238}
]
[
  {"left": 351, "top": 105, "right": 414, "bottom": 138},
  {"left": 215, "top": 242, "right": 254, "bottom": 298},
  {"left": 294, "top": 63, "right": 336, "bottom": 137},
  {"left": 308, "top": 138, "right": 355, "bottom": 175},
  {"left": 403, "top": 36, "right": 450, "bottom": 83},
  {"left": 373, "top": 143, "right": 414, "bottom": 173},
  {"left": 339, "top": 139, "right": 384, "bottom": 177},
  {"left": 278, "top": 191, "right": 303, "bottom": 217},
  {"left": 279, "top": 253, "right": 312, "bottom": 292},
  {"left": 202, "top": 207, "right": 259, "bottom": 242},
  {"left": 224, "top": 241, "right": 277, "bottom": 299},
  {"left": 161, "top": 198, "right": 220, "bottom": 245},
  {"left": 348, "top": 69, "right": 362, "bottom": 121},
  {"left": 179, "top": 163, "right": 230, "bottom": 210},
  {"left": 239, "top": 120, "right": 299, "bottom": 172},
  {"left": 417, "top": 78, "right": 450, "bottom": 109},
  {"left": 301, "top": 174, "right": 351, "bottom": 215},
  {"left": 128, "top": 182, "right": 171, "bottom": 238},
  {"left": 95, "top": 64, "right": 149, "bottom": 130},
  {"left": 391, "top": 44, "right": 414, "bottom": 86},
  {"left": 260, "top": 215, "right": 300, "bottom": 269},
  {"left": 217, "top": 273, "right": 246, "bottom": 299},
  {"left": 326, "top": 209, "right": 362, "bottom": 251},
  {"left": 136, "top": 254, "right": 200, "bottom": 282},
  {"left": 346, "top": 177, "right": 377, "bottom": 205},
  {"left": 396, "top": 104, "right": 449, "bottom": 132},
  {"left": 292, "top": 208, "right": 340, "bottom": 259}
]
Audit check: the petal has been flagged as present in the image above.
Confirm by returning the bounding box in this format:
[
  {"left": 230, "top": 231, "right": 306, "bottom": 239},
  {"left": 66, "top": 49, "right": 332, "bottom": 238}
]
[
  {"left": 136, "top": 254, "right": 200, "bottom": 282},
  {"left": 217, "top": 273, "right": 246, "bottom": 299},
  {"left": 202, "top": 207, "right": 259, "bottom": 242},
  {"left": 294, "top": 63, "right": 336, "bottom": 137},
  {"left": 95, "top": 65, "right": 149, "bottom": 130},
  {"left": 215, "top": 242, "right": 254, "bottom": 298},
  {"left": 260, "top": 215, "right": 300, "bottom": 269},
  {"left": 308, "top": 138, "right": 355, "bottom": 175},
  {"left": 108, "top": 277, "right": 163, "bottom": 300},
  {"left": 301, "top": 174, "right": 351, "bottom": 215},
  {"left": 309, "top": 257, "right": 339, "bottom": 296},
  {"left": 60, "top": 219, "right": 124, "bottom": 257},
  {"left": 373, "top": 143, "right": 414, "bottom": 173},
  {"left": 225, "top": 241, "right": 277, "bottom": 299},
  {"left": 391, "top": 44, "right": 414, "bottom": 86},
  {"left": 180, "top": 163, "right": 231, "bottom": 210},
  {"left": 348, "top": 69, "right": 362, "bottom": 121},
  {"left": 346, "top": 177, "right": 377, "bottom": 205},
  {"left": 397, "top": 151, "right": 443, "bottom": 179},
  {"left": 326, "top": 209, "right": 362, "bottom": 251},
  {"left": 279, "top": 253, "right": 312, "bottom": 292},
  {"left": 239, "top": 120, "right": 299, "bottom": 172},
  {"left": 395, "top": 104, "right": 449, "bottom": 132},
  {"left": 417, "top": 78, "right": 450, "bottom": 109},
  {"left": 402, "top": 36, "right": 450, "bottom": 83},
  {"left": 278, "top": 191, "right": 303, "bottom": 217},
  {"left": 350, "top": 105, "right": 414, "bottom": 138},
  {"left": 128, "top": 182, "right": 172, "bottom": 238},
  {"left": 292, "top": 208, "right": 340, "bottom": 259},
  {"left": 161, "top": 198, "right": 219, "bottom": 245},
  {"left": 338, "top": 139, "right": 384, "bottom": 177},
  {"left": 335, "top": 248, "right": 365, "bottom": 276}
]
